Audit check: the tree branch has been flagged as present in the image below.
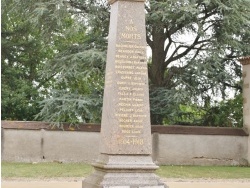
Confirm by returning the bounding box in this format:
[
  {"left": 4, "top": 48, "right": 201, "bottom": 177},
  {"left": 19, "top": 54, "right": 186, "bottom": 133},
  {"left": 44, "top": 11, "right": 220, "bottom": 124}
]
[
  {"left": 165, "top": 36, "right": 211, "bottom": 65},
  {"left": 223, "top": 82, "right": 242, "bottom": 92},
  {"left": 164, "top": 30, "right": 173, "bottom": 58},
  {"left": 146, "top": 35, "right": 153, "bottom": 48},
  {"left": 67, "top": 0, "right": 89, "bottom": 13}
]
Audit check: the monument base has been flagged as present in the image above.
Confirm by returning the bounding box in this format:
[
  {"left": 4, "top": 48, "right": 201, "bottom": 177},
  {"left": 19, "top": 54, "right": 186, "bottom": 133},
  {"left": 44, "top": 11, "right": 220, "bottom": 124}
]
[{"left": 82, "top": 154, "right": 168, "bottom": 188}]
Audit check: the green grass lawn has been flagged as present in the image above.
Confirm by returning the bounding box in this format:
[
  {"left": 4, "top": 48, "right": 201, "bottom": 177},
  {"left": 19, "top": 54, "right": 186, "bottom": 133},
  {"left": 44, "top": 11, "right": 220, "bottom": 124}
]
[
  {"left": 1, "top": 162, "right": 250, "bottom": 179},
  {"left": 157, "top": 165, "right": 250, "bottom": 179},
  {"left": 1, "top": 162, "right": 93, "bottom": 178}
]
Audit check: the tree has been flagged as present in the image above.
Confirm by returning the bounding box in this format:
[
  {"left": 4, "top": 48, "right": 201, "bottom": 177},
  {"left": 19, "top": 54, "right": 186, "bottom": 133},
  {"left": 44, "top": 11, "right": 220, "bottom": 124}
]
[
  {"left": 37, "top": 0, "right": 250, "bottom": 126},
  {"left": 201, "top": 94, "right": 243, "bottom": 127},
  {"left": 4, "top": 0, "right": 249, "bottom": 126},
  {"left": 33, "top": 0, "right": 109, "bottom": 125},
  {"left": 1, "top": 0, "right": 49, "bottom": 120},
  {"left": 1, "top": 0, "right": 81, "bottom": 121},
  {"left": 146, "top": 0, "right": 250, "bottom": 124}
]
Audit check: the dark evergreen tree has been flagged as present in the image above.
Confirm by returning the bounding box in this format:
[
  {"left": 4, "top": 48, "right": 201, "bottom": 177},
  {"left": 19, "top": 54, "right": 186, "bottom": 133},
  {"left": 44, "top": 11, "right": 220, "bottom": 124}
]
[{"left": 2, "top": 0, "right": 250, "bottom": 126}]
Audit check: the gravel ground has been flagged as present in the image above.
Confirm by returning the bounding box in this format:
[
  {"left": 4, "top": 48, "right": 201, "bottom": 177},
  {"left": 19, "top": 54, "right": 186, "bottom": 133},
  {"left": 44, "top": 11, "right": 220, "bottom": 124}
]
[{"left": 2, "top": 178, "right": 250, "bottom": 188}]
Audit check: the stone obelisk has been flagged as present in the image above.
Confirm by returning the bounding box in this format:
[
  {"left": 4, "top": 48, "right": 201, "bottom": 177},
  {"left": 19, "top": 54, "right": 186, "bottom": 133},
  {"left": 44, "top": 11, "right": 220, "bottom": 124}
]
[{"left": 82, "top": 0, "right": 168, "bottom": 187}]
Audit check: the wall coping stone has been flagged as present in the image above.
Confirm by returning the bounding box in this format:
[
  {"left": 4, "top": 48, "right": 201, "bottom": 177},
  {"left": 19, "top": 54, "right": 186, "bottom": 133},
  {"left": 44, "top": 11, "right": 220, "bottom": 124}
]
[
  {"left": 1, "top": 121, "right": 248, "bottom": 136},
  {"left": 240, "top": 56, "right": 250, "bottom": 65}
]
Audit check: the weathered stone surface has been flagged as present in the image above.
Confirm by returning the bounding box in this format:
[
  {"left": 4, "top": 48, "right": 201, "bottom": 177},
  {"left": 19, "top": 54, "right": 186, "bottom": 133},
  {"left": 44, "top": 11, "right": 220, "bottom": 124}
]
[
  {"left": 83, "top": 172, "right": 166, "bottom": 187},
  {"left": 154, "top": 134, "right": 248, "bottom": 166},
  {"left": 83, "top": 0, "right": 168, "bottom": 187},
  {"left": 240, "top": 56, "right": 250, "bottom": 164},
  {"left": 100, "top": 0, "right": 151, "bottom": 155}
]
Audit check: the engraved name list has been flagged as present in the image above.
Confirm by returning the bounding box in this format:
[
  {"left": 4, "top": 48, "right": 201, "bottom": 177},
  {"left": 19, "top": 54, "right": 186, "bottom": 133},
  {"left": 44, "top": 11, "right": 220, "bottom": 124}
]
[{"left": 113, "top": 18, "right": 148, "bottom": 146}]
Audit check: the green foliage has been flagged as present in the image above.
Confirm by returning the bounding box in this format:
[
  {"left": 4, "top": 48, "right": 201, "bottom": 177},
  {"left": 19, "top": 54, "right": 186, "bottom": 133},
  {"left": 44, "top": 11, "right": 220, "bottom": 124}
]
[
  {"left": 161, "top": 94, "right": 243, "bottom": 127},
  {"left": 149, "top": 87, "right": 188, "bottom": 124},
  {"left": 201, "top": 94, "right": 243, "bottom": 127},
  {"left": 146, "top": 0, "right": 250, "bottom": 125},
  {"left": 2, "top": 0, "right": 249, "bottom": 127},
  {"left": 1, "top": 0, "right": 84, "bottom": 121},
  {"left": 1, "top": 0, "right": 49, "bottom": 120},
  {"left": 33, "top": 1, "right": 109, "bottom": 125},
  {"left": 163, "top": 104, "right": 204, "bottom": 126},
  {"left": 35, "top": 48, "right": 106, "bottom": 125}
]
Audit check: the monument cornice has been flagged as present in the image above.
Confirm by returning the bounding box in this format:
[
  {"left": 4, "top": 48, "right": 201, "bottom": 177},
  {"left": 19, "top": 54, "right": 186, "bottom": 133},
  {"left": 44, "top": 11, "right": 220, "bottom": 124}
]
[
  {"left": 239, "top": 56, "right": 250, "bottom": 65},
  {"left": 109, "top": 0, "right": 145, "bottom": 4}
]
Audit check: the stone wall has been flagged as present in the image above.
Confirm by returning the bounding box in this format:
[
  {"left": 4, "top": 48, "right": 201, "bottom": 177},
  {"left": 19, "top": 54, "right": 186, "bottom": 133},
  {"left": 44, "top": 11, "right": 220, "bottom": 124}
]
[
  {"left": 2, "top": 121, "right": 249, "bottom": 166},
  {"left": 152, "top": 133, "right": 248, "bottom": 166}
]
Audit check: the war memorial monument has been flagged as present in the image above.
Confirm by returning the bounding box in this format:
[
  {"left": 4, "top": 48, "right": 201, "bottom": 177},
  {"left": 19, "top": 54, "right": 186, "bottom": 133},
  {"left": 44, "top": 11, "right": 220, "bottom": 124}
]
[{"left": 82, "top": 0, "right": 168, "bottom": 187}]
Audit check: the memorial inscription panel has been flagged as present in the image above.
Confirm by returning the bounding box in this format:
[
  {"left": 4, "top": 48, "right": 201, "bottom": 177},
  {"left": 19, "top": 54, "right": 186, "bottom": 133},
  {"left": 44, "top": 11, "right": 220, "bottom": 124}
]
[{"left": 100, "top": 1, "right": 151, "bottom": 154}]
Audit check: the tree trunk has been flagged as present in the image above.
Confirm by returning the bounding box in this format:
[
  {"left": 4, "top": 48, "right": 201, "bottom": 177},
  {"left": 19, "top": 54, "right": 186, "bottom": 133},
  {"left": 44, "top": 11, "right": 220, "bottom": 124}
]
[
  {"left": 149, "top": 27, "right": 166, "bottom": 87},
  {"left": 149, "top": 27, "right": 167, "bottom": 124}
]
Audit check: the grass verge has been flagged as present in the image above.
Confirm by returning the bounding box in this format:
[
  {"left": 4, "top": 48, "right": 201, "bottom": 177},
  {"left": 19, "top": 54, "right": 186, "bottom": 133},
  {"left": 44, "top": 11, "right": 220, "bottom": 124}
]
[
  {"left": 2, "top": 162, "right": 250, "bottom": 179},
  {"left": 156, "top": 165, "right": 250, "bottom": 179},
  {"left": 1, "top": 162, "right": 93, "bottom": 178}
]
